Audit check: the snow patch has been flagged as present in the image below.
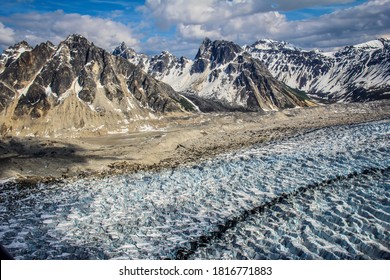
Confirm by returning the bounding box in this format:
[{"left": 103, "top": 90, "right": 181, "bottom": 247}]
[
  {"left": 138, "top": 124, "right": 165, "bottom": 132},
  {"left": 107, "top": 127, "right": 129, "bottom": 134},
  {"left": 354, "top": 39, "right": 383, "bottom": 49}
]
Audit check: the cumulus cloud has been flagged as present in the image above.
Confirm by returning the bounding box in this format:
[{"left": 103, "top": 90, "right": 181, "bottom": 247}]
[
  {"left": 268, "top": 0, "right": 390, "bottom": 49},
  {"left": 142, "top": 0, "right": 356, "bottom": 27},
  {"left": 143, "top": 35, "right": 200, "bottom": 57},
  {"left": 0, "top": 10, "right": 140, "bottom": 51},
  {"left": 143, "top": 0, "right": 390, "bottom": 53},
  {"left": 0, "top": 22, "right": 16, "bottom": 49},
  {"left": 178, "top": 24, "right": 223, "bottom": 40},
  {"left": 0, "top": 0, "right": 388, "bottom": 58},
  {"left": 273, "top": 0, "right": 355, "bottom": 11},
  {"left": 142, "top": 0, "right": 268, "bottom": 27}
]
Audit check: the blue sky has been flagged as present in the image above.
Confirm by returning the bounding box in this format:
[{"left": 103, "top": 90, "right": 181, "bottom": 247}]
[{"left": 0, "top": 0, "right": 389, "bottom": 58}]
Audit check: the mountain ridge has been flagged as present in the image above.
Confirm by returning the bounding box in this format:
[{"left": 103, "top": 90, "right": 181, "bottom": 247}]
[
  {"left": 116, "top": 38, "right": 314, "bottom": 112},
  {"left": 1, "top": 35, "right": 388, "bottom": 136},
  {"left": 116, "top": 37, "right": 390, "bottom": 104},
  {"left": 246, "top": 37, "right": 390, "bottom": 102},
  {"left": 0, "top": 34, "right": 195, "bottom": 137}
]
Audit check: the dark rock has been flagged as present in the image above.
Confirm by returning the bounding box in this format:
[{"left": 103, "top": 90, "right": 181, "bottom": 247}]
[
  {"left": 0, "top": 34, "right": 190, "bottom": 120},
  {"left": 247, "top": 38, "right": 390, "bottom": 102},
  {"left": 0, "top": 42, "right": 55, "bottom": 91},
  {"left": 191, "top": 38, "right": 242, "bottom": 72},
  {"left": 0, "top": 82, "right": 15, "bottom": 112}
]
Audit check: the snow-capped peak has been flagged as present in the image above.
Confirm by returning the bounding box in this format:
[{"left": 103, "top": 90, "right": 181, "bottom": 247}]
[
  {"left": 246, "top": 37, "right": 390, "bottom": 103},
  {"left": 65, "top": 34, "right": 88, "bottom": 42},
  {"left": 353, "top": 39, "right": 385, "bottom": 50},
  {"left": 112, "top": 42, "right": 138, "bottom": 60},
  {"left": 250, "top": 39, "right": 300, "bottom": 51},
  {"left": 0, "top": 41, "right": 33, "bottom": 72}
]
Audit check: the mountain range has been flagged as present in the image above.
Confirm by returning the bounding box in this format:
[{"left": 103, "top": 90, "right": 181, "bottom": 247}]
[
  {"left": 0, "top": 35, "right": 195, "bottom": 136},
  {"left": 115, "top": 37, "right": 390, "bottom": 104},
  {"left": 0, "top": 34, "right": 388, "bottom": 136},
  {"left": 246, "top": 38, "right": 390, "bottom": 102},
  {"left": 114, "top": 38, "right": 314, "bottom": 112}
]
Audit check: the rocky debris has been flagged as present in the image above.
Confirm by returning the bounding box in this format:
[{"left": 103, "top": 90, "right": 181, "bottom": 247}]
[{"left": 2, "top": 100, "right": 388, "bottom": 184}]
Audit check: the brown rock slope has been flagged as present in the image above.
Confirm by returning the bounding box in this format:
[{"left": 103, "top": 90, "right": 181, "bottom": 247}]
[{"left": 0, "top": 35, "right": 195, "bottom": 137}]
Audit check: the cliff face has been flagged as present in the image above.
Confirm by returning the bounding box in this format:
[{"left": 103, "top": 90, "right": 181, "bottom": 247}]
[
  {"left": 0, "top": 35, "right": 194, "bottom": 137},
  {"left": 114, "top": 38, "right": 315, "bottom": 112},
  {"left": 246, "top": 38, "right": 390, "bottom": 102},
  {"left": 116, "top": 37, "right": 390, "bottom": 107}
]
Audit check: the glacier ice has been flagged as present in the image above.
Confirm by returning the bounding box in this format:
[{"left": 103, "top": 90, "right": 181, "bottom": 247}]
[{"left": 0, "top": 120, "right": 389, "bottom": 259}]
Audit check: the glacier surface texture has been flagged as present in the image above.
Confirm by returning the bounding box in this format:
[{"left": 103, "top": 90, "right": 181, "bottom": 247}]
[{"left": 0, "top": 120, "right": 389, "bottom": 259}]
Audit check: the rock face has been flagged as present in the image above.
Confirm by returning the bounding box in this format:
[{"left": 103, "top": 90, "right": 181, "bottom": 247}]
[
  {"left": 0, "top": 41, "right": 33, "bottom": 74},
  {"left": 116, "top": 38, "right": 314, "bottom": 111},
  {"left": 0, "top": 35, "right": 194, "bottom": 136},
  {"left": 112, "top": 42, "right": 149, "bottom": 69},
  {"left": 246, "top": 38, "right": 390, "bottom": 102}
]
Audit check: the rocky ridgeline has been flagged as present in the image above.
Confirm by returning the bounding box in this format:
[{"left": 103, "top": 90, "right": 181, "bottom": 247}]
[
  {"left": 246, "top": 38, "right": 390, "bottom": 102},
  {"left": 115, "top": 38, "right": 314, "bottom": 112},
  {"left": 1, "top": 34, "right": 389, "bottom": 136},
  {"left": 116, "top": 37, "right": 390, "bottom": 104},
  {"left": 0, "top": 35, "right": 195, "bottom": 136}
]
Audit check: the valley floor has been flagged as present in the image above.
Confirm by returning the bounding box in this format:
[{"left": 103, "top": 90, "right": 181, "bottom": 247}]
[{"left": 1, "top": 100, "right": 389, "bottom": 183}]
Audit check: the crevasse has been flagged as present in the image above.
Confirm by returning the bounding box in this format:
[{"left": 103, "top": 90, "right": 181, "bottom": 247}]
[{"left": 0, "top": 120, "right": 389, "bottom": 259}]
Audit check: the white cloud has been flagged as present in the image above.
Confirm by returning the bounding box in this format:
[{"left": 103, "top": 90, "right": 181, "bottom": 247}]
[
  {"left": 143, "top": 35, "right": 200, "bottom": 57},
  {"left": 142, "top": 0, "right": 357, "bottom": 27},
  {"left": 273, "top": 0, "right": 356, "bottom": 11},
  {"left": 0, "top": 0, "right": 388, "bottom": 58},
  {"left": 143, "top": 0, "right": 267, "bottom": 27},
  {"left": 274, "top": 0, "right": 390, "bottom": 49},
  {"left": 0, "top": 10, "right": 140, "bottom": 51},
  {"left": 143, "top": 0, "right": 390, "bottom": 54},
  {"left": 0, "top": 22, "right": 16, "bottom": 49},
  {"left": 178, "top": 24, "right": 223, "bottom": 41}
]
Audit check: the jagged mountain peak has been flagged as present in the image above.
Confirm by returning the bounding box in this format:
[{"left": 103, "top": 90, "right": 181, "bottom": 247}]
[
  {"left": 154, "top": 50, "right": 176, "bottom": 59},
  {"left": 191, "top": 38, "right": 243, "bottom": 74},
  {"left": 196, "top": 37, "right": 212, "bottom": 54},
  {"left": 247, "top": 37, "right": 390, "bottom": 103},
  {"left": 195, "top": 38, "right": 242, "bottom": 60},
  {"left": 64, "top": 34, "right": 89, "bottom": 43},
  {"left": 249, "top": 39, "right": 300, "bottom": 52},
  {"left": 59, "top": 34, "right": 94, "bottom": 52},
  {"left": 112, "top": 41, "right": 129, "bottom": 54},
  {"left": 111, "top": 36, "right": 388, "bottom": 110},
  {"left": 11, "top": 40, "right": 32, "bottom": 50},
  {"left": 112, "top": 41, "right": 138, "bottom": 59},
  {"left": 112, "top": 37, "right": 313, "bottom": 112},
  {"left": 112, "top": 42, "right": 149, "bottom": 68},
  {"left": 152, "top": 50, "right": 191, "bottom": 64},
  {"left": 0, "top": 41, "right": 34, "bottom": 73},
  {"left": 0, "top": 35, "right": 196, "bottom": 136},
  {"left": 351, "top": 38, "right": 389, "bottom": 50},
  {"left": 118, "top": 41, "right": 128, "bottom": 49}
]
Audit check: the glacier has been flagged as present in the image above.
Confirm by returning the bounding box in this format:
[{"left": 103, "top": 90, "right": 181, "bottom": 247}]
[{"left": 0, "top": 120, "right": 389, "bottom": 259}]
